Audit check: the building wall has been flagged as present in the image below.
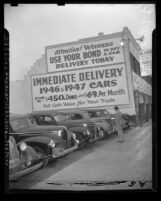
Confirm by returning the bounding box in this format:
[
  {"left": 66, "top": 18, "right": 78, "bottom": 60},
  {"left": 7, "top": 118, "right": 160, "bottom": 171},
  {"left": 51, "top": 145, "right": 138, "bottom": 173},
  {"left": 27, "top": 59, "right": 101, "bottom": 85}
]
[
  {"left": 10, "top": 80, "right": 27, "bottom": 114},
  {"left": 10, "top": 54, "right": 46, "bottom": 114}
]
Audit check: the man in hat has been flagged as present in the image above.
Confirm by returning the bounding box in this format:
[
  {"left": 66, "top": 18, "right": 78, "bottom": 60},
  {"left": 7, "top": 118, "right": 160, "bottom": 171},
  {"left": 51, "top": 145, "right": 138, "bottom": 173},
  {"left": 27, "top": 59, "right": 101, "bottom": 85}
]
[{"left": 114, "top": 106, "right": 124, "bottom": 143}]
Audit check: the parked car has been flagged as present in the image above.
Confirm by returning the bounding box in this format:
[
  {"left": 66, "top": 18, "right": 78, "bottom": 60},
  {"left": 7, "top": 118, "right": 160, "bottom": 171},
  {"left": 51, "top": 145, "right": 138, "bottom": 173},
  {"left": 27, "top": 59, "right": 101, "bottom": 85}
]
[
  {"left": 10, "top": 114, "right": 78, "bottom": 166},
  {"left": 85, "top": 109, "right": 131, "bottom": 132},
  {"left": 9, "top": 136, "right": 44, "bottom": 181},
  {"left": 31, "top": 111, "right": 99, "bottom": 148},
  {"left": 83, "top": 110, "right": 114, "bottom": 139}
]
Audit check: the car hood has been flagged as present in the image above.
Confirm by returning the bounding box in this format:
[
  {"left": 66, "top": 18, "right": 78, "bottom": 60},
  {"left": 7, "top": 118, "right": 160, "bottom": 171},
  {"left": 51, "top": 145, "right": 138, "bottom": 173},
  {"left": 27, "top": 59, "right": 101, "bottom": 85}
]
[{"left": 14, "top": 125, "right": 66, "bottom": 133}]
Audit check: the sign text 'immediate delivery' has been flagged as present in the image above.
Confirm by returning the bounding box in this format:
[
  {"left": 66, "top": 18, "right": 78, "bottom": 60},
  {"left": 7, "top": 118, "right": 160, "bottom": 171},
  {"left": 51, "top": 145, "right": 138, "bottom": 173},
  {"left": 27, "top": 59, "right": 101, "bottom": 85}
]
[{"left": 31, "top": 64, "right": 129, "bottom": 111}]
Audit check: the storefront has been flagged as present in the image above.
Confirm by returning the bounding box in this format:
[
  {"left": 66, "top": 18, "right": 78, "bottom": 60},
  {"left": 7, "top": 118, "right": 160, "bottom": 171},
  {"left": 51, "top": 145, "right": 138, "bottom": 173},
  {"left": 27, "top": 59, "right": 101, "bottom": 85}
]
[{"left": 132, "top": 71, "right": 152, "bottom": 124}]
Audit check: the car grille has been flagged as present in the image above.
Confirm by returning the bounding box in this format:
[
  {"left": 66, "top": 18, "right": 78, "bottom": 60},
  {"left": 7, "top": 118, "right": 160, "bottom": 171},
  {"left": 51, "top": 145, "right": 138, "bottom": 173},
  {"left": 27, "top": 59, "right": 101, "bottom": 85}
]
[
  {"left": 55, "top": 139, "right": 67, "bottom": 150},
  {"left": 61, "top": 129, "right": 68, "bottom": 141},
  {"left": 87, "top": 123, "right": 97, "bottom": 135}
]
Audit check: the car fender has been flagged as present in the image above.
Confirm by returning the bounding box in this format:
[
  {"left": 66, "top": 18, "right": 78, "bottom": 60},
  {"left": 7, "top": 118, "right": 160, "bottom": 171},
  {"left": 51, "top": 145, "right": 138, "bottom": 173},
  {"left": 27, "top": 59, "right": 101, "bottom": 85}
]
[{"left": 17, "top": 136, "right": 52, "bottom": 155}]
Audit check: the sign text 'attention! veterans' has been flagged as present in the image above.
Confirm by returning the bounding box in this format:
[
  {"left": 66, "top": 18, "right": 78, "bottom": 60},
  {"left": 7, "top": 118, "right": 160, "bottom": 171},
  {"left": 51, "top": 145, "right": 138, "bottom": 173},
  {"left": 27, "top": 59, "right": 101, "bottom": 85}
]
[{"left": 46, "top": 37, "right": 124, "bottom": 72}]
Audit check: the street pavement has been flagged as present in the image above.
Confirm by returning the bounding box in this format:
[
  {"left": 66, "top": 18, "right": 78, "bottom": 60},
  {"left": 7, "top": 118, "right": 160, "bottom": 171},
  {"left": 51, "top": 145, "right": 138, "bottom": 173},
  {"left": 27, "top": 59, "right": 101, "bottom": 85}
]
[{"left": 10, "top": 120, "right": 152, "bottom": 191}]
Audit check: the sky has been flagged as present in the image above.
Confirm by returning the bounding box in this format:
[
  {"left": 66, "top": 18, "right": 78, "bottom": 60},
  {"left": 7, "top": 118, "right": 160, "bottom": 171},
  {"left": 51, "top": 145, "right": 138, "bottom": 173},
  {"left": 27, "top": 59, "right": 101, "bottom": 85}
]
[{"left": 4, "top": 4, "right": 155, "bottom": 81}]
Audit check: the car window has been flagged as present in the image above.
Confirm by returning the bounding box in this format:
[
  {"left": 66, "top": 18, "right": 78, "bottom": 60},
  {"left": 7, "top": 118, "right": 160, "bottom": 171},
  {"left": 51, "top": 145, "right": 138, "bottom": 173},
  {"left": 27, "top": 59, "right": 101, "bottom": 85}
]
[
  {"left": 38, "top": 116, "right": 53, "bottom": 123},
  {"left": 103, "top": 110, "right": 110, "bottom": 115},
  {"left": 70, "top": 113, "right": 83, "bottom": 120},
  {"left": 54, "top": 114, "right": 69, "bottom": 121},
  {"left": 44, "top": 116, "right": 53, "bottom": 122},
  {"left": 11, "top": 118, "right": 29, "bottom": 130},
  {"left": 95, "top": 111, "right": 105, "bottom": 117},
  {"left": 88, "top": 112, "right": 97, "bottom": 118}
]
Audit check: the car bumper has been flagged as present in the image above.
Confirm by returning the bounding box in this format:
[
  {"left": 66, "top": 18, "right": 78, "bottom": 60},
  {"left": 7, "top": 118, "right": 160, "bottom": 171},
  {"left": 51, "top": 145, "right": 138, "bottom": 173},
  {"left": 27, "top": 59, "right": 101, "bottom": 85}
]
[{"left": 52, "top": 144, "right": 78, "bottom": 158}]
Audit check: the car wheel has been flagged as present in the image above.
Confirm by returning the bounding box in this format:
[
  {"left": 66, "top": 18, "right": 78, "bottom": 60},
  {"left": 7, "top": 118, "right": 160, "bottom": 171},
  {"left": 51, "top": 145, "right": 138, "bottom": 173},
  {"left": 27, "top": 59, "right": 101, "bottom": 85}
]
[
  {"left": 33, "top": 147, "right": 49, "bottom": 168},
  {"left": 76, "top": 134, "right": 86, "bottom": 150}
]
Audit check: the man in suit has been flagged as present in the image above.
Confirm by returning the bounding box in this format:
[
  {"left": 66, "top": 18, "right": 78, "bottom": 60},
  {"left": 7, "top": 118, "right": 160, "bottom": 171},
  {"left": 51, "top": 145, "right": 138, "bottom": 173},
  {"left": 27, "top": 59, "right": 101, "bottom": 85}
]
[{"left": 114, "top": 106, "right": 124, "bottom": 143}]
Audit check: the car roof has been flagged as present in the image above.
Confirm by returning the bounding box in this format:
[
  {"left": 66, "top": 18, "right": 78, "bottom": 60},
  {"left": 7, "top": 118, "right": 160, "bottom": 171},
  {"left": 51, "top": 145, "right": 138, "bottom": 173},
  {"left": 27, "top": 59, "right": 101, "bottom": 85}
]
[
  {"left": 82, "top": 109, "right": 108, "bottom": 112},
  {"left": 31, "top": 110, "right": 87, "bottom": 115}
]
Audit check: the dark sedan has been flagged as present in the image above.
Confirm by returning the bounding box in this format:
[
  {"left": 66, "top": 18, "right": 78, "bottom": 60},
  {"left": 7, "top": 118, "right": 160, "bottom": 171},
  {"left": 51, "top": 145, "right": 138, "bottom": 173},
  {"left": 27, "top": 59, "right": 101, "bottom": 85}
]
[
  {"left": 31, "top": 111, "right": 98, "bottom": 148},
  {"left": 85, "top": 109, "right": 131, "bottom": 131},
  {"left": 10, "top": 114, "right": 78, "bottom": 165},
  {"left": 9, "top": 136, "right": 44, "bottom": 180}
]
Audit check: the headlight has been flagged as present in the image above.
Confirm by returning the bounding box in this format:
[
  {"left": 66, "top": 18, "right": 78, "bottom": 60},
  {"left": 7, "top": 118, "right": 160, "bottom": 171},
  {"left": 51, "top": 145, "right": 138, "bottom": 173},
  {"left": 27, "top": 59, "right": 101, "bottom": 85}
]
[
  {"left": 19, "top": 142, "right": 27, "bottom": 151},
  {"left": 83, "top": 123, "right": 87, "bottom": 127},
  {"left": 84, "top": 130, "right": 90, "bottom": 135},
  {"left": 58, "top": 130, "right": 62, "bottom": 137},
  {"left": 76, "top": 139, "right": 80, "bottom": 144},
  {"left": 110, "top": 117, "right": 115, "bottom": 120},
  {"left": 49, "top": 139, "right": 55, "bottom": 148},
  {"left": 72, "top": 133, "right": 77, "bottom": 139}
]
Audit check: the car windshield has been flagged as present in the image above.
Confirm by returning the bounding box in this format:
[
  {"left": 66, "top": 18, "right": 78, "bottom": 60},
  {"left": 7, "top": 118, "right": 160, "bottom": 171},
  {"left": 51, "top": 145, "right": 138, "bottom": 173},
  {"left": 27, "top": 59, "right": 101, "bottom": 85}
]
[
  {"left": 11, "top": 118, "right": 29, "bottom": 130},
  {"left": 10, "top": 117, "right": 37, "bottom": 131},
  {"left": 27, "top": 117, "right": 37, "bottom": 126}
]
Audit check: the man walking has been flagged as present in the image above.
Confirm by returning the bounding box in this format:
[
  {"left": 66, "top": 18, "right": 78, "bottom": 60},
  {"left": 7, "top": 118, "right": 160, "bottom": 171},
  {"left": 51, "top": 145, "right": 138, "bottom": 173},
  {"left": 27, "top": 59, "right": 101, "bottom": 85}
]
[{"left": 114, "top": 106, "right": 124, "bottom": 143}]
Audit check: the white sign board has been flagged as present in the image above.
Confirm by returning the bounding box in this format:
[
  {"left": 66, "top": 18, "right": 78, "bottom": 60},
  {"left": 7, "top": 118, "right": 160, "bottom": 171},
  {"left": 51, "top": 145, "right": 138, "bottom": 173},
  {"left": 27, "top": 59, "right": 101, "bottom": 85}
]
[
  {"left": 139, "top": 51, "right": 152, "bottom": 76},
  {"left": 31, "top": 64, "right": 129, "bottom": 111},
  {"left": 132, "top": 72, "right": 152, "bottom": 96},
  {"left": 45, "top": 37, "right": 124, "bottom": 72}
]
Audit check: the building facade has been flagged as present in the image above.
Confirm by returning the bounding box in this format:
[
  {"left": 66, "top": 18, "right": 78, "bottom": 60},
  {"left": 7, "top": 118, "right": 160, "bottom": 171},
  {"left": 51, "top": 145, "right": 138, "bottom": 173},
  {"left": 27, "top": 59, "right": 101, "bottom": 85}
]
[{"left": 10, "top": 27, "right": 152, "bottom": 124}]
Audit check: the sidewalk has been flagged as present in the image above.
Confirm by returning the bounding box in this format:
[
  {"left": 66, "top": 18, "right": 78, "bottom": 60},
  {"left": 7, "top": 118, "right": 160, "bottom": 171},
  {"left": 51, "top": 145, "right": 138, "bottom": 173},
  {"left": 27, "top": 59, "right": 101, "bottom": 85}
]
[{"left": 31, "top": 121, "right": 152, "bottom": 190}]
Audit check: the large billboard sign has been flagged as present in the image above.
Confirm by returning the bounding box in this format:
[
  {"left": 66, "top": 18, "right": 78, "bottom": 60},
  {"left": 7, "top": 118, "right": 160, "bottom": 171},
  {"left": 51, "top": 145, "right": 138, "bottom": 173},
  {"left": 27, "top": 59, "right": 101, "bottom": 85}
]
[
  {"left": 31, "top": 64, "right": 129, "bottom": 111},
  {"left": 45, "top": 37, "right": 124, "bottom": 72}
]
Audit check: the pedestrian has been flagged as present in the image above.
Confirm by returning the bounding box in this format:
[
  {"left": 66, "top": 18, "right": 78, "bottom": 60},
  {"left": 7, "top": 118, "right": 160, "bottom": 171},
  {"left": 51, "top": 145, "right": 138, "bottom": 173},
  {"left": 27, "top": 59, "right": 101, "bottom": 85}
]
[{"left": 114, "top": 106, "right": 124, "bottom": 143}]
